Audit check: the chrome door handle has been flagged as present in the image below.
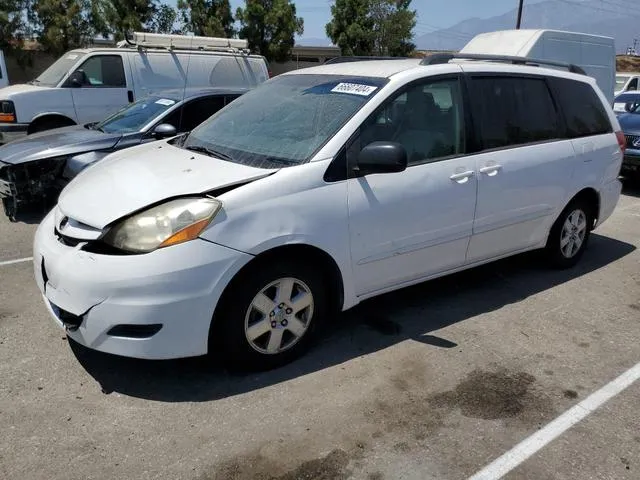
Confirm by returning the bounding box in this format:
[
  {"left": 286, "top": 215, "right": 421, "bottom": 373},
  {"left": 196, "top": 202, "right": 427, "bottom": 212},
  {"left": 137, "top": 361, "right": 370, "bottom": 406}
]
[
  {"left": 479, "top": 164, "right": 502, "bottom": 175},
  {"left": 450, "top": 170, "right": 475, "bottom": 182}
]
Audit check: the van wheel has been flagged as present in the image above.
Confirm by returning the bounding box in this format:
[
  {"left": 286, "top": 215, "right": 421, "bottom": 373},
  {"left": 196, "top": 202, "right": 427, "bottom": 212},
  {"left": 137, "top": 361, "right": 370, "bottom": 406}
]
[
  {"left": 212, "top": 259, "right": 326, "bottom": 371},
  {"left": 545, "top": 198, "right": 593, "bottom": 269},
  {"left": 29, "top": 118, "right": 74, "bottom": 135}
]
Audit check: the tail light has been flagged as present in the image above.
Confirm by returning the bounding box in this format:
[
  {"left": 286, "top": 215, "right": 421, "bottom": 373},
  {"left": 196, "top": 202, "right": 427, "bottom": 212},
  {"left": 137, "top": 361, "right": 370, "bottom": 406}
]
[
  {"left": 0, "top": 100, "right": 15, "bottom": 123},
  {"left": 615, "top": 130, "right": 626, "bottom": 154}
]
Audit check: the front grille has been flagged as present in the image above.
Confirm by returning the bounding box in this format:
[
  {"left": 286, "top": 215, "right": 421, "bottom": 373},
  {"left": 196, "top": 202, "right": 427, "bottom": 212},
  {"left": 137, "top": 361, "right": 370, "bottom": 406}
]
[{"left": 626, "top": 134, "right": 639, "bottom": 148}]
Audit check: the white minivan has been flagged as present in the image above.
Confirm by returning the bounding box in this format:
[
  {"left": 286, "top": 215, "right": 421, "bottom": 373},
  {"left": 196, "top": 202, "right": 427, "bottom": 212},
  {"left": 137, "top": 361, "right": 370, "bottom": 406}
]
[
  {"left": 0, "top": 33, "right": 269, "bottom": 144},
  {"left": 33, "top": 54, "right": 624, "bottom": 370}
]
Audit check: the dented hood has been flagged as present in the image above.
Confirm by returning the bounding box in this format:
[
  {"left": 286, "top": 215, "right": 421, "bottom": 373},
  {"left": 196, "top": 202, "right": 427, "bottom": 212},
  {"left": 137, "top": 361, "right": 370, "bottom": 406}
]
[
  {"left": 0, "top": 125, "right": 121, "bottom": 165},
  {"left": 58, "top": 141, "right": 276, "bottom": 229}
]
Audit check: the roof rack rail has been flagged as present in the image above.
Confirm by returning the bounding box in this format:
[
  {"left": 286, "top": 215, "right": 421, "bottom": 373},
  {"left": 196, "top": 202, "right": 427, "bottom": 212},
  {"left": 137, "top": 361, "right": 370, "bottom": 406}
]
[
  {"left": 420, "top": 53, "right": 586, "bottom": 75},
  {"left": 324, "top": 56, "right": 410, "bottom": 64},
  {"left": 118, "top": 32, "right": 251, "bottom": 54}
]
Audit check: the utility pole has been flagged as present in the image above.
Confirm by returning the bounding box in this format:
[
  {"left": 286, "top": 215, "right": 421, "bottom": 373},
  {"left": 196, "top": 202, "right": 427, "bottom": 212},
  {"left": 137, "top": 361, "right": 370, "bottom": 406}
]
[{"left": 516, "top": 0, "right": 524, "bottom": 29}]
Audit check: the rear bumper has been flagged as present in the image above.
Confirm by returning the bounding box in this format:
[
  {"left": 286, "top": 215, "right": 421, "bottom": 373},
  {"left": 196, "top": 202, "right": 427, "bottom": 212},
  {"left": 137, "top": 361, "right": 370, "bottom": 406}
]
[
  {"left": 622, "top": 151, "right": 640, "bottom": 171},
  {"left": 597, "top": 178, "right": 622, "bottom": 227},
  {"left": 0, "top": 123, "right": 28, "bottom": 144}
]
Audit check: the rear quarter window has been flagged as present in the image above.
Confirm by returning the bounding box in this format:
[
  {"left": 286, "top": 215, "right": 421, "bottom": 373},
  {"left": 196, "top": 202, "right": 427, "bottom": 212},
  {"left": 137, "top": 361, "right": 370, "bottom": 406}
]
[{"left": 551, "top": 78, "right": 612, "bottom": 138}]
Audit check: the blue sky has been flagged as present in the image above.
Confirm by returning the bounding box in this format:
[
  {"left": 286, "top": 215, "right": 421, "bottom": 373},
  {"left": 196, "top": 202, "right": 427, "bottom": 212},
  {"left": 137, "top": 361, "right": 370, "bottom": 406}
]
[{"left": 173, "top": 1, "right": 546, "bottom": 43}]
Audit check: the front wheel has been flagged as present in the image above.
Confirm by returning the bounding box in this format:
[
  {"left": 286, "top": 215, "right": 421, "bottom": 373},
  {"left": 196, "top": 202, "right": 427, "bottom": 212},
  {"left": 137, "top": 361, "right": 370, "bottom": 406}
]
[
  {"left": 212, "top": 259, "right": 327, "bottom": 371},
  {"left": 544, "top": 198, "right": 593, "bottom": 269}
]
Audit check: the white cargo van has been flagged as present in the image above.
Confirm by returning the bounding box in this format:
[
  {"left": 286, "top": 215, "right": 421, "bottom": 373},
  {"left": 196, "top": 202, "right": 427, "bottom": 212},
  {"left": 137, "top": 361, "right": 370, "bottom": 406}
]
[
  {"left": 460, "top": 29, "right": 616, "bottom": 104},
  {"left": 615, "top": 72, "right": 640, "bottom": 96},
  {"left": 0, "top": 33, "right": 269, "bottom": 144},
  {"left": 0, "top": 51, "right": 8, "bottom": 89}
]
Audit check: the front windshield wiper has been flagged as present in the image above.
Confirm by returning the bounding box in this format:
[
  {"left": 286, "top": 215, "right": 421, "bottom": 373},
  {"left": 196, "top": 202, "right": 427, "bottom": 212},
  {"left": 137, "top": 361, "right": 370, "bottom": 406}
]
[{"left": 184, "top": 145, "right": 234, "bottom": 162}]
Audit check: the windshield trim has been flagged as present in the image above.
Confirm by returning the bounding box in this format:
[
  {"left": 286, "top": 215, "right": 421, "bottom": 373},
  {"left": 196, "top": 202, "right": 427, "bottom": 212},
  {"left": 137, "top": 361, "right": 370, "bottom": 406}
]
[{"left": 183, "top": 74, "right": 389, "bottom": 169}]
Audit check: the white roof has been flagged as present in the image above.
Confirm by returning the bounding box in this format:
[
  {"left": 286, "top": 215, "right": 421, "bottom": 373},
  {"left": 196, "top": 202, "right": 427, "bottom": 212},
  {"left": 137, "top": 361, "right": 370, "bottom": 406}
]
[{"left": 283, "top": 59, "right": 423, "bottom": 78}]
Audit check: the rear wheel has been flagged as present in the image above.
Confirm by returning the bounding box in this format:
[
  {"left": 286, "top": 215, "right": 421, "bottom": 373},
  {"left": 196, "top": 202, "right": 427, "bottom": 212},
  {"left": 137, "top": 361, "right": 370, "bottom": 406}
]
[
  {"left": 544, "top": 198, "right": 593, "bottom": 269},
  {"left": 28, "top": 118, "right": 74, "bottom": 135},
  {"left": 211, "top": 259, "right": 326, "bottom": 371}
]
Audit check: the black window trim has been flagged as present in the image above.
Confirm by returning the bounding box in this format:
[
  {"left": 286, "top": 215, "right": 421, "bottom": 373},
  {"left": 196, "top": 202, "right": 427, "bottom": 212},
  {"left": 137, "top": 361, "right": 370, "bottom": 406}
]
[
  {"left": 67, "top": 54, "right": 127, "bottom": 89},
  {"left": 324, "top": 73, "right": 474, "bottom": 182},
  {"left": 464, "top": 72, "right": 567, "bottom": 155}
]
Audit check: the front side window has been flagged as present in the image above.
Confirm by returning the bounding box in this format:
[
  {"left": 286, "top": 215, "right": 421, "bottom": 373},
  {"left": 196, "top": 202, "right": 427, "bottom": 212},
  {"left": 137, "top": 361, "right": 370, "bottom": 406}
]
[
  {"left": 95, "top": 95, "right": 179, "bottom": 133},
  {"left": 183, "top": 74, "right": 388, "bottom": 168},
  {"left": 616, "top": 75, "right": 630, "bottom": 90},
  {"left": 469, "top": 76, "right": 560, "bottom": 150},
  {"left": 357, "top": 77, "right": 465, "bottom": 165},
  {"left": 628, "top": 78, "right": 638, "bottom": 91},
  {"left": 72, "top": 55, "right": 126, "bottom": 88}
]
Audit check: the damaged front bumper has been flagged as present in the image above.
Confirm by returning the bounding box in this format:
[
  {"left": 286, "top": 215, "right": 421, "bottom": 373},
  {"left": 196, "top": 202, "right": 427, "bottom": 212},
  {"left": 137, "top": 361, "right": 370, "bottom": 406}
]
[
  {"left": 0, "top": 157, "right": 67, "bottom": 221},
  {"left": 34, "top": 208, "right": 253, "bottom": 359}
]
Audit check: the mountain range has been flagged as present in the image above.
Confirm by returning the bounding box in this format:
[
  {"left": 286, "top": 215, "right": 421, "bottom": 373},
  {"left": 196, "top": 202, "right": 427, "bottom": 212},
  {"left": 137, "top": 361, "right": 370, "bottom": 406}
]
[{"left": 415, "top": 0, "right": 640, "bottom": 53}]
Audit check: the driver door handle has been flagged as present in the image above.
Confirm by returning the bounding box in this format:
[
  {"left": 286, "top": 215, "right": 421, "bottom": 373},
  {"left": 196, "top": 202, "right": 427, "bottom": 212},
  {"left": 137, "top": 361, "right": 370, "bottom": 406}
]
[{"left": 450, "top": 170, "right": 475, "bottom": 182}]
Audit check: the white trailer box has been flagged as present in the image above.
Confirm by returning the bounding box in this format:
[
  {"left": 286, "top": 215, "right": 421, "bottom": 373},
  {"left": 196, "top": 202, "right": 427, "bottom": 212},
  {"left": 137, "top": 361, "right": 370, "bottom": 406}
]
[{"left": 460, "top": 29, "right": 616, "bottom": 104}]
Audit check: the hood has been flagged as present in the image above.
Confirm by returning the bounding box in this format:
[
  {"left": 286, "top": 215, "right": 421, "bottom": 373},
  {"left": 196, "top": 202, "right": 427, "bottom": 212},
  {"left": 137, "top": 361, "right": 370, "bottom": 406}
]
[
  {"left": 58, "top": 141, "right": 277, "bottom": 229},
  {"left": 618, "top": 113, "right": 640, "bottom": 135},
  {"left": 0, "top": 126, "right": 121, "bottom": 165},
  {"left": 0, "top": 83, "right": 52, "bottom": 98}
]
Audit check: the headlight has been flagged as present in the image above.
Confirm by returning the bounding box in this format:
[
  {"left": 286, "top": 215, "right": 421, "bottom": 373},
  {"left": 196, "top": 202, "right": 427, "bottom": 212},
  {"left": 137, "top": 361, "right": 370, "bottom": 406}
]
[{"left": 102, "top": 197, "right": 222, "bottom": 253}]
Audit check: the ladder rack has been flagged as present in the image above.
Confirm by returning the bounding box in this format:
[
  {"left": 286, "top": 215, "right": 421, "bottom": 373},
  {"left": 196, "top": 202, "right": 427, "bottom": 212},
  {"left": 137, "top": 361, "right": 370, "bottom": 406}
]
[{"left": 118, "top": 32, "right": 251, "bottom": 54}]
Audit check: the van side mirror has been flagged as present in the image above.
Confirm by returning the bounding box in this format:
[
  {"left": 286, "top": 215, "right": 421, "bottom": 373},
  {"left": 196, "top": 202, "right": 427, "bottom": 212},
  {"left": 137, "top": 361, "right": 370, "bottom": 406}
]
[
  {"left": 153, "top": 123, "right": 177, "bottom": 139},
  {"left": 66, "top": 70, "right": 85, "bottom": 88},
  {"left": 356, "top": 141, "right": 407, "bottom": 176}
]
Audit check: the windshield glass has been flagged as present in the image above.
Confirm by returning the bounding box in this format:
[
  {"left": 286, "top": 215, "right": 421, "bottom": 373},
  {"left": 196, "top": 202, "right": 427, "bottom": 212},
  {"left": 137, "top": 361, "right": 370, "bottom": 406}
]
[
  {"left": 95, "top": 96, "right": 179, "bottom": 133},
  {"left": 34, "top": 51, "right": 86, "bottom": 86},
  {"left": 613, "top": 94, "right": 640, "bottom": 114},
  {"left": 183, "top": 74, "right": 388, "bottom": 168}
]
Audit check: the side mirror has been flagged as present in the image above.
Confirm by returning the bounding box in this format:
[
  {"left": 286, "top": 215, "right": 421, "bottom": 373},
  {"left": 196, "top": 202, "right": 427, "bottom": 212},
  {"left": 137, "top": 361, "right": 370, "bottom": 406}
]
[
  {"left": 356, "top": 141, "right": 407, "bottom": 176},
  {"left": 67, "top": 70, "right": 85, "bottom": 88},
  {"left": 153, "top": 123, "right": 177, "bottom": 139}
]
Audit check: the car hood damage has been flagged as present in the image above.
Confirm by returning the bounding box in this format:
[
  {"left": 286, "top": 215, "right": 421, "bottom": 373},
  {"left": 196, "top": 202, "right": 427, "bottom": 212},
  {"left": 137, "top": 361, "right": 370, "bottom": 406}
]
[
  {"left": 58, "top": 141, "right": 277, "bottom": 229},
  {"left": 0, "top": 126, "right": 121, "bottom": 165}
]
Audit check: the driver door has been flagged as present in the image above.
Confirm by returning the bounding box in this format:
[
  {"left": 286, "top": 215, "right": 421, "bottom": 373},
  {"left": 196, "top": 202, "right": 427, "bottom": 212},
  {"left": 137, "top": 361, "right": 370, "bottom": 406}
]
[
  {"left": 67, "top": 54, "right": 131, "bottom": 124},
  {"left": 347, "top": 75, "right": 478, "bottom": 296}
]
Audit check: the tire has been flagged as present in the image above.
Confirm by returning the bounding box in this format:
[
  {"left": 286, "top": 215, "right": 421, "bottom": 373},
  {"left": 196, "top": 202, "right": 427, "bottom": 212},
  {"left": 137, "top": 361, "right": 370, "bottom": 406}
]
[
  {"left": 211, "top": 258, "right": 327, "bottom": 371},
  {"left": 544, "top": 198, "right": 593, "bottom": 269},
  {"left": 29, "top": 118, "right": 73, "bottom": 135}
]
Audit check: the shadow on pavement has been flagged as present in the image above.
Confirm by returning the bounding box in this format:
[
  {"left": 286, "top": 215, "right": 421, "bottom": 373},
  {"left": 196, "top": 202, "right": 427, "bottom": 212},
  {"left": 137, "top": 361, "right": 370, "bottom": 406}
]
[{"left": 70, "top": 233, "right": 636, "bottom": 402}]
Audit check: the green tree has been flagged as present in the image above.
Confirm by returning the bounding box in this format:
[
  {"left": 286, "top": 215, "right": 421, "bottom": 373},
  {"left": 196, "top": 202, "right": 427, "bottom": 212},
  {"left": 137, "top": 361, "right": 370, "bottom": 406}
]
[
  {"left": 326, "top": 0, "right": 416, "bottom": 57},
  {"left": 30, "top": 0, "right": 93, "bottom": 54},
  {"left": 177, "top": 0, "right": 234, "bottom": 37},
  {"left": 325, "top": 0, "right": 374, "bottom": 56},
  {"left": 150, "top": 3, "right": 178, "bottom": 34},
  {"left": 103, "top": 0, "right": 158, "bottom": 40},
  {"left": 0, "top": 0, "right": 31, "bottom": 51},
  {"left": 236, "top": 0, "right": 304, "bottom": 62}
]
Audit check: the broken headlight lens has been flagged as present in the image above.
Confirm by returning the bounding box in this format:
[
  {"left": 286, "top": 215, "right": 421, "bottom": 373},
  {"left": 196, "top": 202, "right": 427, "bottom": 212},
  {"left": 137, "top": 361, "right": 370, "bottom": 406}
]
[{"left": 102, "top": 197, "right": 222, "bottom": 253}]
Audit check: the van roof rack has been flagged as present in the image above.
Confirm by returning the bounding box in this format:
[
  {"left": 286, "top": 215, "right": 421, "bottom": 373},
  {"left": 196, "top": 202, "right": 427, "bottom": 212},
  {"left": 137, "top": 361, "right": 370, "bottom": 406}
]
[
  {"left": 118, "top": 32, "right": 251, "bottom": 54},
  {"left": 420, "top": 52, "right": 586, "bottom": 75},
  {"left": 324, "top": 56, "right": 410, "bottom": 64}
]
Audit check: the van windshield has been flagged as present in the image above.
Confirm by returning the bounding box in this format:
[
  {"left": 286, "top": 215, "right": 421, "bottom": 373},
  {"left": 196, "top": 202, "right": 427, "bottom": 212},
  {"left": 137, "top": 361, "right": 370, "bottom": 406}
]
[
  {"left": 32, "top": 51, "right": 86, "bottom": 87},
  {"left": 94, "top": 95, "right": 179, "bottom": 133},
  {"left": 183, "top": 74, "right": 387, "bottom": 168}
]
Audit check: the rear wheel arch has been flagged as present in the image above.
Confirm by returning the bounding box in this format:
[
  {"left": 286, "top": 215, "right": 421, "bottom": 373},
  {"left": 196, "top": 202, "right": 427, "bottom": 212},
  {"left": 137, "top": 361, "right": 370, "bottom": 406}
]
[{"left": 570, "top": 187, "right": 600, "bottom": 228}]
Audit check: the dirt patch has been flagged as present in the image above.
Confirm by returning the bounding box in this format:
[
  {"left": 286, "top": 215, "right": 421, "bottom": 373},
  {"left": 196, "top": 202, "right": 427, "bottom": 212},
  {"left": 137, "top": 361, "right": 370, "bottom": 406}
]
[
  {"left": 578, "top": 342, "right": 590, "bottom": 348},
  {"left": 429, "top": 368, "right": 554, "bottom": 422},
  {"left": 201, "top": 449, "right": 351, "bottom": 480},
  {"left": 393, "top": 442, "right": 411, "bottom": 453},
  {"left": 367, "top": 472, "right": 384, "bottom": 480},
  {"left": 563, "top": 389, "right": 578, "bottom": 399}
]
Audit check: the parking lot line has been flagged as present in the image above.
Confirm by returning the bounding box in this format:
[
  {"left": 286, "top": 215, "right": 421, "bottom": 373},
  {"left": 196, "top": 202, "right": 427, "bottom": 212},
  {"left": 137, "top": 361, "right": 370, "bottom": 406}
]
[
  {"left": 0, "top": 256, "right": 32, "bottom": 267},
  {"left": 468, "top": 361, "right": 640, "bottom": 480}
]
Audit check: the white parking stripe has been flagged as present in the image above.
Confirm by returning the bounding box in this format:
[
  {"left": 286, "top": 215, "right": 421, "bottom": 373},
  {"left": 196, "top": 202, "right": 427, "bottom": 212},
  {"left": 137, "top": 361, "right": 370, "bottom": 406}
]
[
  {"left": 468, "top": 361, "right": 640, "bottom": 480},
  {"left": 0, "top": 257, "right": 33, "bottom": 267}
]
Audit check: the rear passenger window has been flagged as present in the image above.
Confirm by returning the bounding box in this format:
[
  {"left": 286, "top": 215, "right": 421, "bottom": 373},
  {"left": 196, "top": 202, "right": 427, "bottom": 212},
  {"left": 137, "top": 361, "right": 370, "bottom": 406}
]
[
  {"left": 552, "top": 78, "right": 611, "bottom": 138},
  {"left": 469, "top": 76, "right": 559, "bottom": 150}
]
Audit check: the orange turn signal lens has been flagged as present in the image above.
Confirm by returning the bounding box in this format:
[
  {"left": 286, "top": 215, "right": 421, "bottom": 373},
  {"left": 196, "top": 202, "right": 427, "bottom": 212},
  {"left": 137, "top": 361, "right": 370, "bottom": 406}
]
[
  {"left": 0, "top": 113, "right": 15, "bottom": 122},
  {"left": 157, "top": 218, "right": 212, "bottom": 249}
]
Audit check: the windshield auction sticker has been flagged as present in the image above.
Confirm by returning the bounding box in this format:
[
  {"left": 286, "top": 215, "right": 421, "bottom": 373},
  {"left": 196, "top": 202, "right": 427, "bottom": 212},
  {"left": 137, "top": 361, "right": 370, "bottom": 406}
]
[
  {"left": 155, "top": 99, "right": 176, "bottom": 106},
  {"left": 331, "top": 83, "right": 378, "bottom": 96}
]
